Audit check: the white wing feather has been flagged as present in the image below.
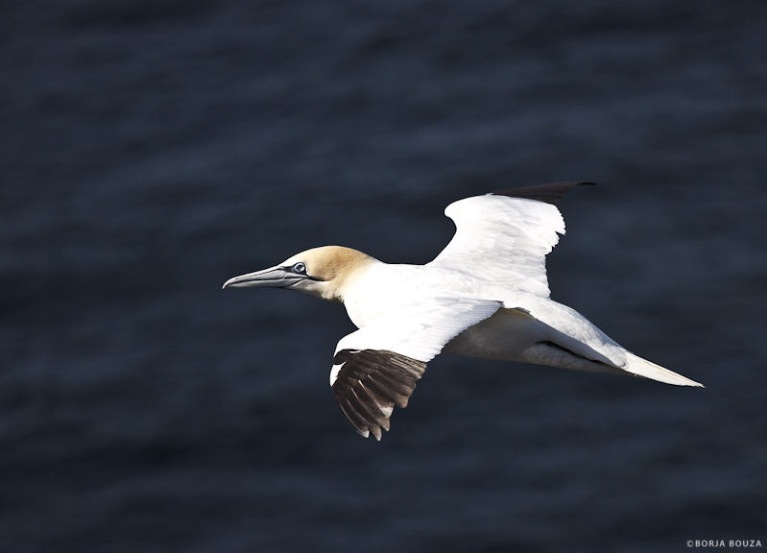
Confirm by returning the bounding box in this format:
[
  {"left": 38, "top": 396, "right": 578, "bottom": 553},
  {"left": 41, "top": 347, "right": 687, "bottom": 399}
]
[
  {"left": 328, "top": 296, "right": 502, "bottom": 439},
  {"left": 428, "top": 195, "right": 565, "bottom": 297},
  {"left": 330, "top": 296, "right": 502, "bottom": 385}
]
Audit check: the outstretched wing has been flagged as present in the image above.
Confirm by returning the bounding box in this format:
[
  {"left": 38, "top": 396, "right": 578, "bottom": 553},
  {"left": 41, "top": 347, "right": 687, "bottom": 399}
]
[
  {"left": 428, "top": 182, "right": 591, "bottom": 298},
  {"left": 329, "top": 297, "right": 502, "bottom": 440}
]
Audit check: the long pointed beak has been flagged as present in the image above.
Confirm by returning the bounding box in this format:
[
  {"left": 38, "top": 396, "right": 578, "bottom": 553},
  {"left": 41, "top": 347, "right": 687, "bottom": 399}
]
[{"left": 222, "top": 266, "right": 304, "bottom": 289}]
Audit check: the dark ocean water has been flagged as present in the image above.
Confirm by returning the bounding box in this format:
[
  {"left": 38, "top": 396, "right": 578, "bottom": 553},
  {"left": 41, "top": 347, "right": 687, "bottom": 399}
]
[{"left": 2, "top": 1, "right": 766, "bottom": 551}]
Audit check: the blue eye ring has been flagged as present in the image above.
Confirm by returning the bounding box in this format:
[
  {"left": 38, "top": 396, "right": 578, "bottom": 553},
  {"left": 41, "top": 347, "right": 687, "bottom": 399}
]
[{"left": 291, "top": 262, "right": 307, "bottom": 274}]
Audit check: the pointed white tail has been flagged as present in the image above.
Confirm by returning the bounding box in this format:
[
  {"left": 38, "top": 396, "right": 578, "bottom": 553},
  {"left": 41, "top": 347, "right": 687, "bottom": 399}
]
[{"left": 624, "top": 352, "right": 704, "bottom": 387}]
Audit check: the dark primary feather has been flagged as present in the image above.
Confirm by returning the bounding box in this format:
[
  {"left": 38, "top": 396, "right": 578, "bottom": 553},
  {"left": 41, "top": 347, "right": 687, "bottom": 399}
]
[
  {"left": 492, "top": 181, "right": 595, "bottom": 205},
  {"left": 331, "top": 349, "right": 427, "bottom": 440}
]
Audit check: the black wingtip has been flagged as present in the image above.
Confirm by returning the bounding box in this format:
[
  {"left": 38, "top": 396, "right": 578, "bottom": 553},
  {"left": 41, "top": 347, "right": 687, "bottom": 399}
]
[
  {"left": 332, "top": 349, "right": 427, "bottom": 440},
  {"left": 491, "top": 181, "right": 597, "bottom": 205}
]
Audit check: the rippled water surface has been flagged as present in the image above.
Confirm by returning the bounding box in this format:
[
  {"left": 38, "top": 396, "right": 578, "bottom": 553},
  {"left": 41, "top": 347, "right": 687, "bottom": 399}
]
[{"left": 2, "top": 1, "right": 766, "bottom": 551}]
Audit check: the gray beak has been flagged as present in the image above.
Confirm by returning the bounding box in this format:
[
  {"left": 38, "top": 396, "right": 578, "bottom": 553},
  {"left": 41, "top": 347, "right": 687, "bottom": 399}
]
[{"left": 222, "top": 266, "right": 304, "bottom": 289}]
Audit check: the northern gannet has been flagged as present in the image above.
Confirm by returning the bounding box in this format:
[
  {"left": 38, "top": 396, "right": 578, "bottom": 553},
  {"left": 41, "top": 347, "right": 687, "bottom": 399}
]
[{"left": 224, "top": 182, "right": 703, "bottom": 440}]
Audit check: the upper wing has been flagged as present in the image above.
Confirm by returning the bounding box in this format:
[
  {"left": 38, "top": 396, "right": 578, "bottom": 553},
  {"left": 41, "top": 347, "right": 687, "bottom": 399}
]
[
  {"left": 329, "top": 297, "right": 502, "bottom": 440},
  {"left": 428, "top": 182, "right": 591, "bottom": 298}
]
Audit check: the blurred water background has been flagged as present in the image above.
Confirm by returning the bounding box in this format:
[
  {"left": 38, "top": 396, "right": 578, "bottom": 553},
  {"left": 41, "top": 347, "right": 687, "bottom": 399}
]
[{"left": 2, "top": 1, "right": 766, "bottom": 551}]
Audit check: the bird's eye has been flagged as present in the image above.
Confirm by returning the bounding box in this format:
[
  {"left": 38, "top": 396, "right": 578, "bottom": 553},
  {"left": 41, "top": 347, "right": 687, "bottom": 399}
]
[{"left": 291, "top": 262, "right": 307, "bottom": 274}]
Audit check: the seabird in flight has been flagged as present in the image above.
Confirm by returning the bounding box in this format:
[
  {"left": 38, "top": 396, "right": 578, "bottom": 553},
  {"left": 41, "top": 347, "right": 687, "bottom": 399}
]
[{"left": 223, "top": 182, "right": 703, "bottom": 440}]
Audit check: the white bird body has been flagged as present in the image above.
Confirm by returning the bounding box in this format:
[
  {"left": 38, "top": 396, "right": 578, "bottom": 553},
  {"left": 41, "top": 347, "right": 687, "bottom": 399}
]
[
  {"left": 340, "top": 261, "right": 666, "bottom": 378},
  {"left": 224, "top": 182, "right": 703, "bottom": 440}
]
